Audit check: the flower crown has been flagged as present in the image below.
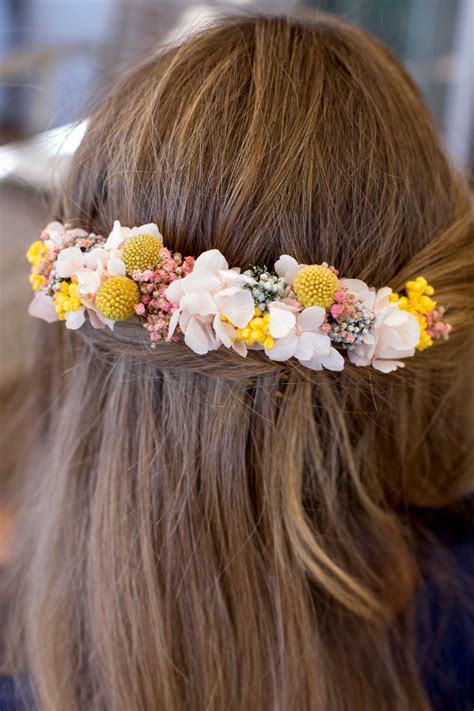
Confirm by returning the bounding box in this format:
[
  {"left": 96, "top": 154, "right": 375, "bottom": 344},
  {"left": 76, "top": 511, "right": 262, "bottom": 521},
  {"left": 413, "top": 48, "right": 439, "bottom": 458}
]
[{"left": 27, "top": 221, "right": 451, "bottom": 373}]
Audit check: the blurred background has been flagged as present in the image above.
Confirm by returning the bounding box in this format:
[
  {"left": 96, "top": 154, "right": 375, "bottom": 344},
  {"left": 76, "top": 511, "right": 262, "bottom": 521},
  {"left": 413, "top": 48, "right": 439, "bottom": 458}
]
[{"left": 0, "top": 0, "right": 472, "bottom": 557}]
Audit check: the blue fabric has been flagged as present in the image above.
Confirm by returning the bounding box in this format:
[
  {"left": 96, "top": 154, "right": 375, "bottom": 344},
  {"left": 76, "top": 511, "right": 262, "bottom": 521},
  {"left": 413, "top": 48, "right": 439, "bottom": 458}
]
[{"left": 1, "top": 506, "right": 472, "bottom": 710}]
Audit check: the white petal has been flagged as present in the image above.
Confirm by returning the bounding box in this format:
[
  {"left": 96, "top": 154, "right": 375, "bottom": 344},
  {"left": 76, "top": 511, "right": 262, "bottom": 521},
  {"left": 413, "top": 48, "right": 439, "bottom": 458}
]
[
  {"left": 213, "top": 314, "right": 235, "bottom": 347},
  {"left": 372, "top": 359, "right": 405, "bottom": 373},
  {"left": 184, "top": 316, "right": 212, "bottom": 355},
  {"left": 294, "top": 331, "right": 330, "bottom": 360},
  {"left": 55, "top": 246, "right": 84, "bottom": 278},
  {"left": 130, "top": 223, "right": 162, "bottom": 239},
  {"left": 274, "top": 255, "right": 299, "bottom": 281},
  {"left": 265, "top": 335, "right": 298, "bottom": 361},
  {"left": 297, "top": 306, "right": 326, "bottom": 332},
  {"left": 105, "top": 220, "right": 130, "bottom": 250},
  {"left": 269, "top": 304, "right": 296, "bottom": 338},
  {"left": 374, "top": 287, "right": 393, "bottom": 311},
  {"left": 87, "top": 308, "right": 114, "bottom": 330},
  {"left": 165, "top": 279, "right": 185, "bottom": 304},
  {"left": 194, "top": 249, "right": 228, "bottom": 273},
  {"left": 219, "top": 269, "right": 255, "bottom": 287},
  {"left": 219, "top": 289, "right": 255, "bottom": 328},
  {"left": 107, "top": 256, "right": 126, "bottom": 276},
  {"left": 64, "top": 307, "right": 86, "bottom": 330},
  {"left": 83, "top": 247, "right": 107, "bottom": 269},
  {"left": 181, "top": 291, "right": 217, "bottom": 317},
  {"left": 348, "top": 343, "right": 373, "bottom": 367},
  {"left": 167, "top": 309, "right": 180, "bottom": 339},
  {"left": 28, "top": 293, "right": 58, "bottom": 323},
  {"left": 321, "top": 347, "right": 345, "bottom": 371},
  {"left": 232, "top": 340, "right": 247, "bottom": 357},
  {"left": 181, "top": 269, "right": 221, "bottom": 293},
  {"left": 75, "top": 268, "right": 101, "bottom": 295},
  {"left": 44, "top": 221, "right": 65, "bottom": 245}
]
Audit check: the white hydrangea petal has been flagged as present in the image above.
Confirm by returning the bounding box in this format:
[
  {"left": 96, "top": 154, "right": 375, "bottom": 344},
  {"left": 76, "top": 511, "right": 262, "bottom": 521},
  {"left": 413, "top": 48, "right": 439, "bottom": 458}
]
[
  {"left": 83, "top": 248, "right": 107, "bottom": 269},
  {"left": 165, "top": 279, "right": 185, "bottom": 305},
  {"left": 269, "top": 304, "right": 297, "bottom": 338},
  {"left": 181, "top": 269, "right": 221, "bottom": 293},
  {"left": 64, "top": 307, "right": 86, "bottom": 330},
  {"left": 44, "top": 221, "right": 65, "bottom": 245},
  {"left": 130, "top": 223, "right": 162, "bottom": 239},
  {"left": 75, "top": 268, "right": 101, "bottom": 295},
  {"left": 105, "top": 220, "right": 130, "bottom": 249},
  {"left": 194, "top": 249, "right": 228, "bottom": 273},
  {"left": 213, "top": 314, "right": 235, "bottom": 347},
  {"left": 265, "top": 334, "right": 298, "bottom": 361},
  {"left": 87, "top": 308, "right": 114, "bottom": 330},
  {"left": 321, "top": 347, "right": 345, "bottom": 371},
  {"left": 293, "top": 332, "right": 315, "bottom": 361},
  {"left": 28, "top": 293, "right": 58, "bottom": 323},
  {"left": 347, "top": 343, "right": 374, "bottom": 367},
  {"left": 220, "top": 289, "right": 255, "bottom": 328},
  {"left": 55, "top": 246, "right": 84, "bottom": 278},
  {"left": 180, "top": 291, "right": 217, "bottom": 317},
  {"left": 167, "top": 309, "right": 181, "bottom": 339},
  {"left": 286, "top": 265, "right": 304, "bottom": 284},
  {"left": 107, "top": 256, "right": 126, "bottom": 276},
  {"left": 374, "top": 287, "right": 394, "bottom": 310},
  {"left": 296, "top": 306, "right": 326, "bottom": 332},
  {"left": 232, "top": 340, "right": 248, "bottom": 357},
  {"left": 372, "top": 359, "right": 405, "bottom": 373},
  {"left": 274, "top": 255, "right": 299, "bottom": 280},
  {"left": 184, "top": 316, "right": 212, "bottom": 355},
  {"left": 296, "top": 331, "right": 331, "bottom": 360}
]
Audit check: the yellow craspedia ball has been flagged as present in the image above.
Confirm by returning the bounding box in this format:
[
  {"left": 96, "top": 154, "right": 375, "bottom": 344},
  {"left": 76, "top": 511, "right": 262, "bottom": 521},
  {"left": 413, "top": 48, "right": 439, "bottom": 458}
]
[
  {"left": 95, "top": 276, "right": 140, "bottom": 321},
  {"left": 122, "top": 234, "right": 163, "bottom": 274},
  {"left": 293, "top": 264, "right": 339, "bottom": 308}
]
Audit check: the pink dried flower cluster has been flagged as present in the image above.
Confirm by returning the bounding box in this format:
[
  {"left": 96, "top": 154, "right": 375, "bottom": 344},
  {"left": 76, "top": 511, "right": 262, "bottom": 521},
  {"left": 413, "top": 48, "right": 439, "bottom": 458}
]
[
  {"left": 133, "top": 248, "right": 195, "bottom": 344},
  {"left": 426, "top": 307, "right": 452, "bottom": 340}
]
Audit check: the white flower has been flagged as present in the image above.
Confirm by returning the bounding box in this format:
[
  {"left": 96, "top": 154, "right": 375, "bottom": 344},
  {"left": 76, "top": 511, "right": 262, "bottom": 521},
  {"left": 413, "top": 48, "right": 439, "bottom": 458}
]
[
  {"left": 104, "top": 220, "right": 162, "bottom": 250},
  {"left": 55, "top": 243, "right": 125, "bottom": 304},
  {"left": 165, "top": 249, "right": 255, "bottom": 355},
  {"left": 342, "top": 279, "right": 420, "bottom": 373},
  {"left": 265, "top": 302, "right": 345, "bottom": 371},
  {"left": 28, "top": 292, "right": 58, "bottom": 323},
  {"left": 274, "top": 254, "right": 305, "bottom": 285}
]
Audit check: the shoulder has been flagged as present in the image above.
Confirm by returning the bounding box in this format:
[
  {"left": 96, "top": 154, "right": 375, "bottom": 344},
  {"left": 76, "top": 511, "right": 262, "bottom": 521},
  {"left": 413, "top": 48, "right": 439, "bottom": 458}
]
[
  {"left": 0, "top": 675, "right": 23, "bottom": 711},
  {"left": 414, "top": 499, "right": 474, "bottom": 711}
]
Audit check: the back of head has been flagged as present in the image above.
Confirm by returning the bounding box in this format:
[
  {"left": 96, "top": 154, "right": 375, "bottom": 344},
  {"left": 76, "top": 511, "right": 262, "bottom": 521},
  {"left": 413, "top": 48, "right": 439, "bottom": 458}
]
[{"left": 4, "top": 13, "right": 473, "bottom": 711}]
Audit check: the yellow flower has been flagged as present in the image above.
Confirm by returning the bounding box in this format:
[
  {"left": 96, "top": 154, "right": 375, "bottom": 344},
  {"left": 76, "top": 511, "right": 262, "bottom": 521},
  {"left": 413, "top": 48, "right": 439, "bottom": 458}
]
[
  {"left": 26, "top": 240, "right": 48, "bottom": 267},
  {"left": 293, "top": 264, "right": 339, "bottom": 308},
  {"left": 225, "top": 307, "right": 275, "bottom": 349},
  {"left": 122, "top": 234, "right": 163, "bottom": 274},
  {"left": 390, "top": 276, "right": 437, "bottom": 351},
  {"left": 53, "top": 281, "right": 83, "bottom": 320},
  {"left": 95, "top": 275, "right": 140, "bottom": 321},
  {"left": 29, "top": 272, "right": 45, "bottom": 291}
]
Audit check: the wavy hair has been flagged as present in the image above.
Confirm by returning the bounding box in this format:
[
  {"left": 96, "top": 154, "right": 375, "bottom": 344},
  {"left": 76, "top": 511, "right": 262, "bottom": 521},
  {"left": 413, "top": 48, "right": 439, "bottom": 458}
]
[{"left": 3, "top": 13, "right": 473, "bottom": 711}]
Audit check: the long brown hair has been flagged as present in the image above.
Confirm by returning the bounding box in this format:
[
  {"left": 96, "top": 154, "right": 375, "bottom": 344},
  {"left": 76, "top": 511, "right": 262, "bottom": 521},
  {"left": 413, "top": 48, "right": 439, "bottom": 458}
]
[{"left": 3, "top": 13, "right": 473, "bottom": 711}]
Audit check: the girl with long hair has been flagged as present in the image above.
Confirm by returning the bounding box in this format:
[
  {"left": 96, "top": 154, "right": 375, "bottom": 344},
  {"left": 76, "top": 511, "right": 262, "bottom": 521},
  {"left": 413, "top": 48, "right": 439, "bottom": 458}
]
[{"left": 1, "top": 13, "right": 473, "bottom": 711}]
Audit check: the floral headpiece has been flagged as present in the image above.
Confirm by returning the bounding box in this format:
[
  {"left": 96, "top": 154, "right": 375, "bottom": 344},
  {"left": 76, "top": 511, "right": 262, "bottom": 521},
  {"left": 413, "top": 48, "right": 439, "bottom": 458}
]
[{"left": 27, "top": 221, "right": 451, "bottom": 373}]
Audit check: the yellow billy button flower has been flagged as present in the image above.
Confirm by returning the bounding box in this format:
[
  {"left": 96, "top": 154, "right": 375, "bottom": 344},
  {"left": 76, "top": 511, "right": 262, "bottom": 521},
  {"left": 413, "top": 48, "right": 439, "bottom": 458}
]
[
  {"left": 95, "top": 275, "right": 140, "bottom": 321},
  {"left": 26, "top": 240, "right": 48, "bottom": 267},
  {"left": 293, "top": 264, "right": 339, "bottom": 308},
  {"left": 122, "top": 234, "right": 163, "bottom": 274},
  {"left": 227, "top": 307, "right": 275, "bottom": 349},
  {"left": 53, "top": 281, "right": 83, "bottom": 320}
]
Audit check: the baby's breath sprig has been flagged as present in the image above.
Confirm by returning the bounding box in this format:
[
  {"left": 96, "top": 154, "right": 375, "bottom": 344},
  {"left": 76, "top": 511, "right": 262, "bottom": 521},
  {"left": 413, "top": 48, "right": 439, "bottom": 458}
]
[{"left": 242, "top": 266, "right": 286, "bottom": 311}]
